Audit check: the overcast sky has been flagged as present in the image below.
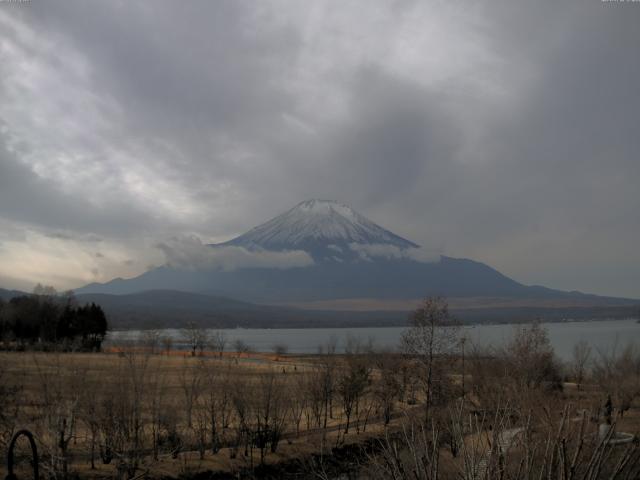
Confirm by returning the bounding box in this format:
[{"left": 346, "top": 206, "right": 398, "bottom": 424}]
[{"left": 1, "top": 0, "right": 639, "bottom": 298}]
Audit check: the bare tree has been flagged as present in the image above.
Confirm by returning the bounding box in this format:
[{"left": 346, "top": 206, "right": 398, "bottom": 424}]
[
  {"left": 210, "top": 330, "right": 227, "bottom": 357},
  {"left": 571, "top": 339, "right": 592, "bottom": 390},
  {"left": 504, "top": 322, "right": 561, "bottom": 391},
  {"left": 373, "top": 351, "right": 402, "bottom": 426},
  {"left": 181, "top": 322, "right": 209, "bottom": 356},
  {"left": 140, "top": 329, "right": 161, "bottom": 354},
  {"left": 251, "top": 371, "right": 289, "bottom": 462},
  {"left": 145, "top": 357, "right": 168, "bottom": 461},
  {"left": 161, "top": 335, "right": 173, "bottom": 355},
  {"left": 230, "top": 376, "right": 249, "bottom": 460},
  {"left": 79, "top": 378, "right": 104, "bottom": 469},
  {"left": 193, "top": 394, "right": 209, "bottom": 460},
  {"left": 305, "top": 369, "right": 325, "bottom": 429},
  {"left": 593, "top": 343, "right": 640, "bottom": 418},
  {"left": 115, "top": 351, "right": 151, "bottom": 479},
  {"left": 317, "top": 339, "right": 337, "bottom": 431},
  {"left": 289, "top": 370, "right": 308, "bottom": 437},
  {"left": 272, "top": 343, "right": 289, "bottom": 358},
  {"left": 336, "top": 338, "right": 371, "bottom": 434},
  {"left": 33, "top": 353, "right": 86, "bottom": 479},
  {"left": 201, "top": 359, "right": 234, "bottom": 455},
  {"left": 179, "top": 358, "right": 204, "bottom": 428},
  {"left": 466, "top": 343, "right": 506, "bottom": 409},
  {"left": 401, "top": 297, "right": 459, "bottom": 422},
  {"left": 233, "top": 339, "right": 251, "bottom": 357}
]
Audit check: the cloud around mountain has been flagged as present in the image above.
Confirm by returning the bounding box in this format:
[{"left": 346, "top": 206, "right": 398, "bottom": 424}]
[
  {"left": 156, "top": 236, "right": 314, "bottom": 272},
  {"left": 154, "top": 201, "right": 439, "bottom": 272},
  {"left": 348, "top": 243, "right": 439, "bottom": 263}
]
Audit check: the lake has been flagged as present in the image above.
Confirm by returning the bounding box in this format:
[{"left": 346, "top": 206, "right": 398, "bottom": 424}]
[{"left": 108, "top": 318, "right": 640, "bottom": 361}]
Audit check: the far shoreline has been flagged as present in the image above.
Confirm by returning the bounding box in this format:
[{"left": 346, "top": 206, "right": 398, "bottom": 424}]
[{"left": 107, "top": 315, "right": 640, "bottom": 333}]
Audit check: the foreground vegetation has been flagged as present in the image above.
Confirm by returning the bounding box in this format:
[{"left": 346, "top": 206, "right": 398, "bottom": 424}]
[{"left": 1, "top": 298, "right": 640, "bottom": 479}]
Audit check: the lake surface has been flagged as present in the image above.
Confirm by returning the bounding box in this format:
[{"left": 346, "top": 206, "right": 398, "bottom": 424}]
[{"left": 108, "top": 319, "right": 640, "bottom": 361}]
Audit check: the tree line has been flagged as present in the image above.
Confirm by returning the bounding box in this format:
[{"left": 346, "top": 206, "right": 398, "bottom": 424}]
[{"left": 0, "top": 284, "right": 108, "bottom": 351}]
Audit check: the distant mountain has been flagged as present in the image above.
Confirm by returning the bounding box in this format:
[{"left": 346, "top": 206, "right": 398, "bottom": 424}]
[
  {"left": 74, "top": 290, "right": 409, "bottom": 329},
  {"left": 76, "top": 290, "right": 640, "bottom": 329},
  {"left": 76, "top": 199, "right": 638, "bottom": 320},
  {"left": 0, "top": 288, "right": 26, "bottom": 301},
  {"left": 1, "top": 286, "right": 637, "bottom": 329},
  {"left": 221, "top": 199, "right": 418, "bottom": 262}
]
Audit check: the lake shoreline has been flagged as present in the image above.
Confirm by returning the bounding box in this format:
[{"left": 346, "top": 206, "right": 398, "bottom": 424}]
[{"left": 107, "top": 318, "right": 640, "bottom": 361}]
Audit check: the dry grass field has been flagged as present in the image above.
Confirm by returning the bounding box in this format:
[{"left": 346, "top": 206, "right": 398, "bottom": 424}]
[
  {"left": 3, "top": 320, "right": 640, "bottom": 479},
  {"left": 0, "top": 348, "right": 419, "bottom": 479}
]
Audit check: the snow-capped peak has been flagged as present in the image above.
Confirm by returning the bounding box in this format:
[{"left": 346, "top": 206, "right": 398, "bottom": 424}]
[
  {"left": 223, "top": 199, "right": 418, "bottom": 257},
  {"left": 294, "top": 199, "right": 358, "bottom": 219}
]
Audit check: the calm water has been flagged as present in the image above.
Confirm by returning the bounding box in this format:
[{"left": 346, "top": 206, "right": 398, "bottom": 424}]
[{"left": 109, "top": 319, "right": 640, "bottom": 361}]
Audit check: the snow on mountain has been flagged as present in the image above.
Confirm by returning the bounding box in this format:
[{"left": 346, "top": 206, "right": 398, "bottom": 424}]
[{"left": 222, "top": 199, "right": 418, "bottom": 259}]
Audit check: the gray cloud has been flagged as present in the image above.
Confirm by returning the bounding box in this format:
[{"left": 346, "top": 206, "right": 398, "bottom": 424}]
[
  {"left": 0, "top": 1, "right": 639, "bottom": 296},
  {"left": 349, "top": 243, "right": 439, "bottom": 263},
  {"left": 157, "top": 236, "right": 314, "bottom": 271}
]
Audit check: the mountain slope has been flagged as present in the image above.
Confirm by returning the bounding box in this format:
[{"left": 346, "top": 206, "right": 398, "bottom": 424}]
[{"left": 76, "top": 199, "right": 638, "bottom": 315}]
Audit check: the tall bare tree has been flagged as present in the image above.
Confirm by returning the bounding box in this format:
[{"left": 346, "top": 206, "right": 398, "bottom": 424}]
[
  {"left": 337, "top": 338, "right": 371, "bottom": 434},
  {"left": 571, "top": 339, "right": 592, "bottom": 390},
  {"left": 401, "top": 297, "right": 459, "bottom": 423},
  {"left": 289, "top": 370, "right": 308, "bottom": 437},
  {"left": 210, "top": 330, "right": 227, "bottom": 357},
  {"left": 373, "top": 351, "right": 402, "bottom": 426},
  {"left": 179, "top": 358, "right": 204, "bottom": 428}
]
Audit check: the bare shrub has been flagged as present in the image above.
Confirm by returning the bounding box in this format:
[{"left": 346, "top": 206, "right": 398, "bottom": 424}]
[
  {"left": 366, "top": 402, "right": 640, "bottom": 480},
  {"left": 593, "top": 343, "right": 640, "bottom": 418}
]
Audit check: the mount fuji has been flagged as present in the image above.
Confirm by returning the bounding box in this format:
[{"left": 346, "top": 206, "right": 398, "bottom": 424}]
[
  {"left": 220, "top": 199, "right": 419, "bottom": 263},
  {"left": 76, "top": 199, "right": 637, "bottom": 325}
]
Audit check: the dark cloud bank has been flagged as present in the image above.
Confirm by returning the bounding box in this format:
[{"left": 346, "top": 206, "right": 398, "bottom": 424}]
[{"left": 0, "top": 0, "right": 639, "bottom": 297}]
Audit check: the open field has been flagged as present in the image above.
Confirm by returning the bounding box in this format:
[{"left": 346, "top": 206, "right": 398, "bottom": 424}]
[
  {"left": 0, "top": 347, "right": 421, "bottom": 479},
  {"left": 3, "top": 320, "right": 640, "bottom": 479}
]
